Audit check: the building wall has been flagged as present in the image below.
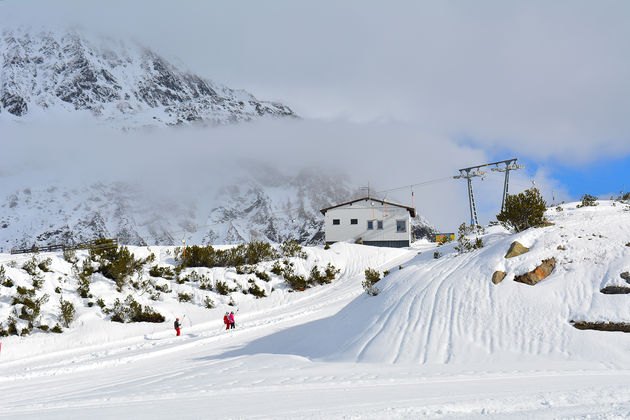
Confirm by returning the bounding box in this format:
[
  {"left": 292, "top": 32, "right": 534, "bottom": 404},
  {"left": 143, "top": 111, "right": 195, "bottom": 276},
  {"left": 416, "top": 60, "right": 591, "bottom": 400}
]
[{"left": 324, "top": 200, "right": 411, "bottom": 246}]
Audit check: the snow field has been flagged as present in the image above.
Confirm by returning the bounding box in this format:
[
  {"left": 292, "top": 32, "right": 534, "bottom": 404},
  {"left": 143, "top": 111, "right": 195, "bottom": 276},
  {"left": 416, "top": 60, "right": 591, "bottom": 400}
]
[{"left": 1, "top": 202, "right": 630, "bottom": 418}]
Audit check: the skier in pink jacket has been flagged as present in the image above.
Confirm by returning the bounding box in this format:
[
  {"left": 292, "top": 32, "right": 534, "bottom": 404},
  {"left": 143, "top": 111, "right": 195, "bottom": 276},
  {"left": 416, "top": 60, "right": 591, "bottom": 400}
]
[{"left": 228, "top": 311, "right": 235, "bottom": 329}]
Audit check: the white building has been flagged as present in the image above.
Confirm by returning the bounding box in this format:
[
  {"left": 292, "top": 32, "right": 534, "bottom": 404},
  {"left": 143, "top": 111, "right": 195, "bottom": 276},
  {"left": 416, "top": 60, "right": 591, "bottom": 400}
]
[{"left": 320, "top": 197, "right": 415, "bottom": 248}]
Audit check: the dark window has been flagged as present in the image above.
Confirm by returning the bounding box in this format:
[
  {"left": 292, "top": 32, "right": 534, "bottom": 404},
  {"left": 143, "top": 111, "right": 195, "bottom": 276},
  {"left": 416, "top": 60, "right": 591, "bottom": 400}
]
[
  {"left": 367, "top": 220, "right": 374, "bottom": 230},
  {"left": 333, "top": 219, "right": 340, "bottom": 225},
  {"left": 350, "top": 218, "right": 358, "bottom": 225},
  {"left": 396, "top": 220, "right": 406, "bottom": 232},
  {"left": 377, "top": 220, "right": 383, "bottom": 230}
]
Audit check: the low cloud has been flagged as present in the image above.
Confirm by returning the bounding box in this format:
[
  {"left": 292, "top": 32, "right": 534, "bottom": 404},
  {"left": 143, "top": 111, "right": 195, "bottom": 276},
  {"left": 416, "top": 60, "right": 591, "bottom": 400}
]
[{"left": 3, "top": 118, "right": 564, "bottom": 230}]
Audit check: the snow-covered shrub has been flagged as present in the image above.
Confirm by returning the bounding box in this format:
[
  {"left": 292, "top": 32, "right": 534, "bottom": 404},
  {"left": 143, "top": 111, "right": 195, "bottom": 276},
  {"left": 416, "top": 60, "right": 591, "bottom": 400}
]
[
  {"left": 22, "top": 257, "right": 39, "bottom": 276},
  {"left": 324, "top": 263, "right": 340, "bottom": 282},
  {"left": 282, "top": 262, "right": 307, "bottom": 290},
  {"left": 496, "top": 187, "right": 547, "bottom": 232},
  {"left": 0, "top": 265, "right": 13, "bottom": 287},
  {"left": 108, "top": 295, "right": 165, "bottom": 323},
  {"left": 454, "top": 223, "right": 484, "bottom": 254},
  {"left": 247, "top": 282, "right": 266, "bottom": 298},
  {"left": 215, "top": 280, "right": 231, "bottom": 295},
  {"left": 91, "top": 244, "right": 145, "bottom": 292},
  {"left": 58, "top": 296, "right": 76, "bottom": 328},
  {"left": 32, "top": 275, "right": 44, "bottom": 290},
  {"left": 204, "top": 296, "right": 215, "bottom": 309},
  {"left": 155, "top": 283, "right": 171, "bottom": 293},
  {"left": 324, "top": 243, "right": 330, "bottom": 250},
  {"left": 362, "top": 268, "right": 380, "bottom": 296},
  {"left": 149, "top": 265, "right": 175, "bottom": 279},
  {"left": 307, "top": 266, "right": 325, "bottom": 285},
  {"left": 37, "top": 258, "right": 52, "bottom": 273},
  {"left": 176, "top": 242, "right": 279, "bottom": 268},
  {"left": 270, "top": 261, "right": 283, "bottom": 276},
  {"left": 12, "top": 287, "right": 49, "bottom": 329},
  {"left": 255, "top": 270, "right": 270, "bottom": 282},
  {"left": 306, "top": 263, "right": 340, "bottom": 286},
  {"left": 199, "top": 278, "right": 213, "bottom": 290},
  {"left": 577, "top": 194, "right": 599, "bottom": 208},
  {"left": 236, "top": 265, "right": 255, "bottom": 275},
  {"left": 178, "top": 292, "right": 193, "bottom": 302},
  {"left": 280, "top": 240, "right": 307, "bottom": 259},
  {"left": 63, "top": 249, "right": 78, "bottom": 264},
  {"left": 75, "top": 260, "right": 94, "bottom": 298},
  {"left": 7, "top": 316, "right": 18, "bottom": 335},
  {"left": 51, "top": 324, "right": 63, "bottom": 333},
  {"left": 617, "top": 191, "right": 630, "bottom": 202}
]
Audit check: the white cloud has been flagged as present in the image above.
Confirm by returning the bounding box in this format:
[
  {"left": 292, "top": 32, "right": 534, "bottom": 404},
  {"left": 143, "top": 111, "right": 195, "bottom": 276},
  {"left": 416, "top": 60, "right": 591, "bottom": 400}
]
[{"left": 1, "top": 0, "right": 628, "bottom": 229}]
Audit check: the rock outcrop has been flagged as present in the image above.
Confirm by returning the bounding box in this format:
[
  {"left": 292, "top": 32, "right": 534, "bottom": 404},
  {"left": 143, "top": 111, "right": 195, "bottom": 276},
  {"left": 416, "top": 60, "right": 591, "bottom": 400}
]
[
  {"left": 600, "top": 286, "right": 630, "bottom": 295},
  {"left": 514, "top": 257, "right": 556, "bottom": 285},
  {"left": 0, "top": 28, "right": 296, "bottom": 127}
]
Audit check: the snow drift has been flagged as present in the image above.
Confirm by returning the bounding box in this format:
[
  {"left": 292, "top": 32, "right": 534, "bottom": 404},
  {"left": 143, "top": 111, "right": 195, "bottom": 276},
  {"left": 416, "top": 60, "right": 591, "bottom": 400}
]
[{"left": 230, "top": 201, "right": 630, "bottom": 365}]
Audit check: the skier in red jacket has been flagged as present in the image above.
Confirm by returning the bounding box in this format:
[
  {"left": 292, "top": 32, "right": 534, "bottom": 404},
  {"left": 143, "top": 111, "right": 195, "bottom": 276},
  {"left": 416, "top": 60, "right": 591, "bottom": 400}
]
[{"left": 223, "top": 312, "right": 230, "bottom": 330}]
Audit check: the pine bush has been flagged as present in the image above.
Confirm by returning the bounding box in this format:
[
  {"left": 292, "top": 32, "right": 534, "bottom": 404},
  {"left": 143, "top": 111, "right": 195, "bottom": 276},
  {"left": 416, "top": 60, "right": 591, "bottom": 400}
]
[
  {"left": 577, "top": 193, "right": 599, "bottom": 208},
  {"left": 362, "top": 268, "right": 381, "bottom": 296},
  {"left": 215, "top": 280, "right": 231, "bottom": 295},
  {"left": 496, "top": 187, "right": 547, "bottom": 232},
  {"left": 178, "top": 292, "right": 193, "bottom": 302},
  {"left": 247, "top": 283, "right": 266, "bottom": 298},
  {"left": 280, "top": 240, "right": 307, "bottom": 259},
  {"left": 59, "top": 296, "right": 76, "bottom": 328}
]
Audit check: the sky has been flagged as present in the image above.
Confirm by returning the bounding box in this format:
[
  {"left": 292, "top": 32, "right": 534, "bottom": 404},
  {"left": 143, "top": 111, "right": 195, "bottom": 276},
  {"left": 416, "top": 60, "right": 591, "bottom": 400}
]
[{"left": 1, "top": 0, "right": 629, "bottom": 230}]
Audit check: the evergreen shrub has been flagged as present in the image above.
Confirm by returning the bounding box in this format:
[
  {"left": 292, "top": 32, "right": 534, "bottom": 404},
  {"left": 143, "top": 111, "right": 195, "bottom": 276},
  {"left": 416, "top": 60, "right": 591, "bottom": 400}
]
[
  {"left": 496, "top": 187, "right": 547, "bottom": 232},
  {"left": 176, "top": 241, "right": 279, "bottom": 268},
  {"left": 577, "top": 194, "right": 599, "bottom": 208},
  {"left": 178, "top": 292, "right": 193, "bottom": 302},
  {"left": 59, "top": 296, "right": 76, "bottom": 328},
  {"left": 362, "top": 268, "right": 381, "bottom": 296},
  {"left": 247, "top": 283, "right": 266, "bottom": 298}
]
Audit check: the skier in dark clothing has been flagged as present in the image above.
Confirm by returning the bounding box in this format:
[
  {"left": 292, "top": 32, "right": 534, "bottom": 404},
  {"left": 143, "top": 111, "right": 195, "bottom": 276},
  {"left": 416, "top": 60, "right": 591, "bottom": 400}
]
[{"left": 174, "top": 318, "right": 181, "bottom": 336}]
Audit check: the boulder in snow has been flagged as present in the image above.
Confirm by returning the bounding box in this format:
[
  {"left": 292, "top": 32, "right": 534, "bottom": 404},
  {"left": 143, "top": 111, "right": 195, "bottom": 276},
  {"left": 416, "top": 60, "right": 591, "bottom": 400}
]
[
  {"left": 492, "top": 270, "right": 506, "bottom": 285},
  {"left": 600, "top": 286, "right": 630, "bottom": 294},
  {"left": 505, "top": 241, "right": 529, "bottom": 258},
  {"left": 620, "top": 271, "right": 630, "bottom": 283},
  {"left": 514, "top": 257, "right": 556, "bottom": 285}
]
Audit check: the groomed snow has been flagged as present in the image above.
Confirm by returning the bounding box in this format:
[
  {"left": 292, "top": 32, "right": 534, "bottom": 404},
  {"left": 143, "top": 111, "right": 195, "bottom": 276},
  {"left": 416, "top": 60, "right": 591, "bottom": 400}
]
[{"left": 1, "top": 202, "right": 630, "bottom": 418}]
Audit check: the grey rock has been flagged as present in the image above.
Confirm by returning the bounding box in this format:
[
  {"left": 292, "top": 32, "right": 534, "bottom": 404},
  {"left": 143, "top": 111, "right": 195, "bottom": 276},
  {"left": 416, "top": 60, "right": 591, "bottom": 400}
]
[
  {"left": 492, "top": 271, "right": 506, "bottom": 285},
  {"left": 505, "top": 241, "right": 530, "bottom": 258}
]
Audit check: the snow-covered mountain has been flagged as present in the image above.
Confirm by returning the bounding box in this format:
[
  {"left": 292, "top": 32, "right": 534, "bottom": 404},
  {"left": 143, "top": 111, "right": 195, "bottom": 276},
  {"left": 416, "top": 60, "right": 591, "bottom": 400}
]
[
  {"left": 0, "top": 166, "right": 437, "bottom": 251},
  {"left": 0, "top": 27, "right": 296, "bottom": 127}
]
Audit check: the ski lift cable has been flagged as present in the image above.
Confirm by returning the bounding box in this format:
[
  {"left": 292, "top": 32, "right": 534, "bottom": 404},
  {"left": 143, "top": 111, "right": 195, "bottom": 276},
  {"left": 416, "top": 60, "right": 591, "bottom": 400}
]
[{"left": 375, "top": 175, "right": 455, "bottom": 195}]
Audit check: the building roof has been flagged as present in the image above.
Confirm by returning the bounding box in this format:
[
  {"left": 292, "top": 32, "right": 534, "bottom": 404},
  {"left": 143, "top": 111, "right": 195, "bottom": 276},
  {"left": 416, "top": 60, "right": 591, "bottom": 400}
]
[{"left": 320, "top": 197, "right": 416, "bottom": 217}]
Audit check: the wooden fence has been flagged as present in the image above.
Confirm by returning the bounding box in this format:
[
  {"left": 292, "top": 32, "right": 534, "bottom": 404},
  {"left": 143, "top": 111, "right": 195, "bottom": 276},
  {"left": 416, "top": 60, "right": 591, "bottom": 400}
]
[{"left": 10, "top": 238, "right": 119, "bottom": 255}]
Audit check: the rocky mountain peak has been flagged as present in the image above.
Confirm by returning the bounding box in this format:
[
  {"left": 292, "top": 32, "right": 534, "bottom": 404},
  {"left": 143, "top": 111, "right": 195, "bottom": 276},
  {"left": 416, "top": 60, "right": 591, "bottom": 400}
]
[{"left": 0, "top": 27, "right": 297, "bottom": 127}]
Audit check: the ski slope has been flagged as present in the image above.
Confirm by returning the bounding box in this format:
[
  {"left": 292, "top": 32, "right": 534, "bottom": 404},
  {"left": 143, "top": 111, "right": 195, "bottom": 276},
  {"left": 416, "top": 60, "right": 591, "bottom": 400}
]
[{"left": 1, "top": 202, "right": 630, "bottom": 418}]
